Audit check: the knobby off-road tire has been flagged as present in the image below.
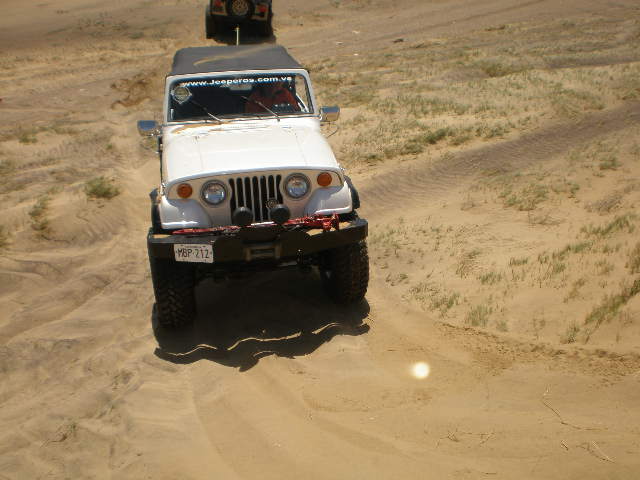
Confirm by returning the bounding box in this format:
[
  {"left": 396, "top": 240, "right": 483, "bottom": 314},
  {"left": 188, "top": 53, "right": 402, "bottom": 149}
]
[
  {"left": 149, "top": 255, "right": 196, "bottom": 328},
  {"left": 321, "top": 240, "right": 369, "bottom": 304},
  {"left": 256, "top": 11, "right": 273, "bottom": 37},
  {"left": 205, "top": 6, "right": 216, "bottom": 38}
]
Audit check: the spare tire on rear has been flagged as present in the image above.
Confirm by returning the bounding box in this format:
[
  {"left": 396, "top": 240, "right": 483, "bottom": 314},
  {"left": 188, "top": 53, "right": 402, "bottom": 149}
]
[{"left": 226, "top": 0, "right": 254, "bottom": 20}]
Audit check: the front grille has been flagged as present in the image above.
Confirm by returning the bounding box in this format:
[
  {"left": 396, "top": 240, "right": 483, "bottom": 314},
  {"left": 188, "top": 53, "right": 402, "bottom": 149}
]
[{"left": 229, "top": 174, "right": 283, "bottom": 223}]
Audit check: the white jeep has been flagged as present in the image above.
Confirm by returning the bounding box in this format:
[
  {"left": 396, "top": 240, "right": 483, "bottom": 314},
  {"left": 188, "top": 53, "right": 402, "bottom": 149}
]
[{"left": 139, "top": 45, "right": 369, "bottom": 328}]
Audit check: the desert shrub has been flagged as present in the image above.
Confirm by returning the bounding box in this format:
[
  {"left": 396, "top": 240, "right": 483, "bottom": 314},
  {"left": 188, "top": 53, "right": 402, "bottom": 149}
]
[
  {"left": 478, "top": 271, "right": 502, "bottom": 285},
  {"left": 628, "top": 243, "right": 640, "bottom": 274},
  {"left": 430, "top": 291, "right": 460, "bottom": 316},
  {"left": 29, "top": 196, "right": 50, "bottom": 236},
  {"left": 560, "top": 323, "right": 580, "bottom": 344},
  {"left": 0, "top": 225, "right": 8, "bottom": 249},
  {"left": 84, "top": 176, "right": 121, "bottom": 200},
  {"left": 599, "top": 156, "right": 621, "bottom": 170},
  {"left": 474, "top": 59, "right": 529, "bottom": 77},
  {"left": 501, "top": 183, "right": 549, "bottom": 211},
  {"left": 466, "top": 304, "right": 492, "bottom": 327},
  {"left": 582, "top": 214, "right": 635, "bottom": 238},
  {"left": 18, "top": 128, "right": 38, "bottom": 144},
  {"left": 0, "top": 158, "right": 15, "bottom": 175},
  {"left": 585, "top": 279, "right": 640, "bottom": 328},
  {"left": 509, "top": 257, "right": 528, "bottom": 266}
]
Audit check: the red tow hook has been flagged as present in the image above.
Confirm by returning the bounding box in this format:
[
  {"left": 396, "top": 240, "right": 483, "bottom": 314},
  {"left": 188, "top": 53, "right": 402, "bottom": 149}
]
[
  {"left": 284, "top": 213, "right": 340, "bottom": 232},
  {"left": 171, "top": 214, "right": 340, "bottom": 235}
]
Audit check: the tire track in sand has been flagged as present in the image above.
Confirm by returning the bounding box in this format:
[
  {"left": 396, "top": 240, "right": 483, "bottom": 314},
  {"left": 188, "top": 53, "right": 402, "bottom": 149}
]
[{"left": 360, "top": 101, "right": 640, "bottom": 212}]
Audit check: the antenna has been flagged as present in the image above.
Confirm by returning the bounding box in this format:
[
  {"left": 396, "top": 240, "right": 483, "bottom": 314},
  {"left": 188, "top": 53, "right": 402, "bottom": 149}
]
[{"left": 235, "top": 26, "right": 240, "bottom": 45}]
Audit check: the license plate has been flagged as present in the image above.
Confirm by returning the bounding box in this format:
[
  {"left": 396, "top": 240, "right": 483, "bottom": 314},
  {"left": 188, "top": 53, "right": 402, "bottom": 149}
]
[{"left": 174, "top": 244, "right": 213, "bottom": 263}]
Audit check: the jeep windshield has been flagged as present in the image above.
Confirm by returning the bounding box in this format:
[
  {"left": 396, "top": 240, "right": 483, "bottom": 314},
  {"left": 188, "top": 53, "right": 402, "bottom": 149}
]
[{"left": 167, "top": 73, "right": 313, "bottom": 122}]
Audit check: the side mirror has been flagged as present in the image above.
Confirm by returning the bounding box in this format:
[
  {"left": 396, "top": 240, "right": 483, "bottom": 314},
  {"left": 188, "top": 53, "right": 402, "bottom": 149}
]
[
  {"left": 137, "top": 120, "right": 158, "bottom": 137},
  {"left": 320, "top": 106, "right": 340, "bottom": 123}
]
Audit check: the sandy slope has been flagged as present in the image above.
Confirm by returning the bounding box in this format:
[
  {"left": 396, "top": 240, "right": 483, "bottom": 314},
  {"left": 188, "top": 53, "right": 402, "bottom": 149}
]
[{"left": 1, "top": 0, "right": 640, "bottom": 478}]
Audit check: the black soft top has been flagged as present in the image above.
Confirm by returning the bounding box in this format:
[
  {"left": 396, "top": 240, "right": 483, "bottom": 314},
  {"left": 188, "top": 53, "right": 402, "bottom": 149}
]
[{"left": 170, "top": 45, "right": 303, "bottom": 76}]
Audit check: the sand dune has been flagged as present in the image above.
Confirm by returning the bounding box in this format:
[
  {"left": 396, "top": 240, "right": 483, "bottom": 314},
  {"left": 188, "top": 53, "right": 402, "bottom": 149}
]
[{"left": 1, "top": 0, "right": 639, "bottom": 478}]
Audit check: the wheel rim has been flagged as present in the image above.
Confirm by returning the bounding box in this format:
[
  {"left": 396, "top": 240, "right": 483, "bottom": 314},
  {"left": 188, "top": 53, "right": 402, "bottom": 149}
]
[{"left": 229, "top": 0, "right": 250, "bottom": 16}]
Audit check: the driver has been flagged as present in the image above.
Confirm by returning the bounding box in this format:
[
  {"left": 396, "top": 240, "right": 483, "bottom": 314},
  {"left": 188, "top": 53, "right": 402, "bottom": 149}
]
[{"left": 245, "top": 81, "right": 299, "bottom": 113}]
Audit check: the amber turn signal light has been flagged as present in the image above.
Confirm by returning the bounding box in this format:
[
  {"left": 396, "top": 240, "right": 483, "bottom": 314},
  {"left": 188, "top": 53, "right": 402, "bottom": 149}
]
[
  {"left": 177, "top": 183, "right": 193, "bottom": 198},
  {"left": 317, "top": 172, "right": 332, "bottom": 187}
]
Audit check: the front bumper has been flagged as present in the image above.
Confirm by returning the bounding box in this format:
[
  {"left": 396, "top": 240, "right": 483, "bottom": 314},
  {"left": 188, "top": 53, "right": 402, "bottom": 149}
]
[{"left": 147, "top": 217, "right": 368, "bottom": 264}]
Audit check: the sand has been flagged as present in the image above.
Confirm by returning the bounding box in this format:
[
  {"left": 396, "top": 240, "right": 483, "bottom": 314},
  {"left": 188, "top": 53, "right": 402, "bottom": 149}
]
[{"left": 1, "top": 0, "right": 639, "bottom": 478}]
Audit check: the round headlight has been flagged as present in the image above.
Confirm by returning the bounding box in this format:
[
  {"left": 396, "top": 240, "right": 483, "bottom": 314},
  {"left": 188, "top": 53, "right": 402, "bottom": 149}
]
[
  {"left": 201, "top": 181, "right": 227, "bottom": 205},
  {"left": 285, "top": 174, "right": 310, "bottom": 199}
]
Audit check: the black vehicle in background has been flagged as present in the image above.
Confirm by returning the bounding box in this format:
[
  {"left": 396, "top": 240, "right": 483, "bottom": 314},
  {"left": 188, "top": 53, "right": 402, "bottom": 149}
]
[{"left": 205, "top": 0, "right": 273, "bottom": 37}]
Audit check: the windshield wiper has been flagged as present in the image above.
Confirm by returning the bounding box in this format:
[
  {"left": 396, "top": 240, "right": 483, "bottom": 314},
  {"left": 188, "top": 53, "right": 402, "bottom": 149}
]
[
  {"left": 241, "top": 96, "right": 280, "bottom": 122},
  {"left": 189, "top": 99, "right": 224, "bottom": 123}
]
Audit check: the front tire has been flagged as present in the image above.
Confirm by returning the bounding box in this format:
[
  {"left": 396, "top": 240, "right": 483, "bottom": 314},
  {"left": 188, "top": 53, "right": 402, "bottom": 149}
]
[
  {"left": 149, "top": 255, "right": 196, "bottom": 328},
  {"left": 320, "top": 240, "right": 369, "bottom": 304},
  {"left": 205, "top": 7, "right": 216, "bottom": 38}
]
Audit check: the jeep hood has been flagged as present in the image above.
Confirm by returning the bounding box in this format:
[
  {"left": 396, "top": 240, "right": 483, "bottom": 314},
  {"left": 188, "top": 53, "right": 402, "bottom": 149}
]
[{"left": 162, "top": 123, "right": 339, "bottom": 184}]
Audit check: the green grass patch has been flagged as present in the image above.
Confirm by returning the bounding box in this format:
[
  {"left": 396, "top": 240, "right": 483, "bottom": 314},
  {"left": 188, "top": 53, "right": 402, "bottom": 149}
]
[
  {"left": 509, "top": 256, "right": 528, "bottom": 266},
  {"left": 408, "top": 282, "right": 460, "bottom": 316},
  {"left": 551, "top": 261, "right": 566, "bottom": 275},
  {"left": 560, "top": 323, "right": 580, "bottom": 344},
  {"left": 564, "top": 277, "right": 586, "bottom": 303},
  {"left": 596, "top": 259, "right": 614, "bottom": 276},
  {"left": 581, "top": 214, "right": 635, "bottom": 238},
  {"left": 628, "top": 243, "right": 640, "bottom": 274},
  {"left": 29, "top": 196, "right": 51, "bottom": 237},
  {"left": 501, "top": 183, "right": 549, "bottom": 211},
  {"left": 400, "top": 127, "right": 456, "bottom": 154},
  {"left": 466, "top": 304, "right": 492, "bottom": 327},
  {"left": 550, "top": 84, "right": 605, "bottom": 116},
  {"left": 374, "top": 94, "right": 469, "bottom": 116},
  {"left": 599, "top": 156, "right": 621, "bottom": 170},
  {"left": 553, "top": 241, "right": 593, "bottom": 260},
  {"left": 0, "top": 225, "right": 8, "bottom": 249},
  {"left": 0, "top": 158, "right": 15, "bottom": 176},
  {"left": 18, "top": 128, "right": 38, "bottom": 144},
  {"left": 475, "top": 123, "right": 510, "bottom": 139},
  {"left": 429, "top": 291, "right": 460, "bottom": 316},
  {"left": 474, "top": 59, "right": 530, "bottom": 77},
  {"left": 584, "top": 278, "right": 640, "bottom": 328},
  {"left": 496, "top": 319, "right": 508, "bottom": 332},
  {"left": 478, "top": 271, "right": 502, "bottom": 285},
  {"left": 84, "top": 176, "right": 121, "bottom": 200}
]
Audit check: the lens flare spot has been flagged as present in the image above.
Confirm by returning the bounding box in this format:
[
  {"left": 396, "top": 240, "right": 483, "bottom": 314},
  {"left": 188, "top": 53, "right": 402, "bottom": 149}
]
[{"left": 412, "top": 362, "right": 430, "bottom": 379}]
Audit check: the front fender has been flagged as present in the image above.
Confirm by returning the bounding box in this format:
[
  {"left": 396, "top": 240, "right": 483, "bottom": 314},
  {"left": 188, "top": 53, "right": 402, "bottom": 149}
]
[
  {"left": 159, "top": 196, "right": 213, "bottom": 230},
  {"left": 303, "top": 182, "right": 352, "bottom": 216}
]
